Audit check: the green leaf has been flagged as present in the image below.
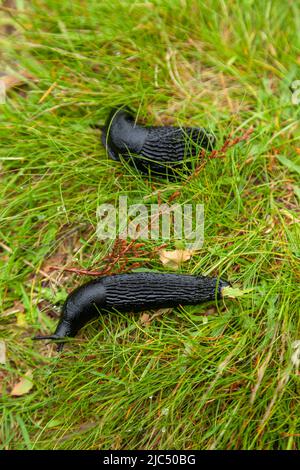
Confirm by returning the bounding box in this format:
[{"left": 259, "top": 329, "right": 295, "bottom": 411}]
[
  {"left": 277, "top": 155, "right": 300, "bottom": 175},
  {"left": 45, "top": 418, "right": 64, "bottom": 428},
  {"left": 222, "top": 286, "right": 254, "bottom": 298}
]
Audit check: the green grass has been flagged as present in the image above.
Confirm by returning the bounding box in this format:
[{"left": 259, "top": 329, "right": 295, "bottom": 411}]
[{"left": 1, "top": 0, "right": 300, "bottom": 450}]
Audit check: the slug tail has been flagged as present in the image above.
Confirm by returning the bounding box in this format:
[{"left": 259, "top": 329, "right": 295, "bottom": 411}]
[
  {"left": 32, "top": 334, "right": 66, "bottom": 352},
  {"left": 32, "top": 334, "right": 59, "bottom": 341}
]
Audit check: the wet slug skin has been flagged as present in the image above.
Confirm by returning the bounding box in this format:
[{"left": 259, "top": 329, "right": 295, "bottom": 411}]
[
  {"left": 33, "top": 272, "right": 229, "bottom": 350},
  {"left": 101, "top": 108, "right": 216, "bottom": 177}
]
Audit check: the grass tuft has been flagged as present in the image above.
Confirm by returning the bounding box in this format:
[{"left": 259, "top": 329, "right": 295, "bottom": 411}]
[{"left": 0, "top": 0, "right": 299, "bottom": 450}]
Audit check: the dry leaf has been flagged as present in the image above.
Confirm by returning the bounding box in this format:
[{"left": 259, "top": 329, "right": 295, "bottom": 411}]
[
  {"left": 0, "top": 70, "right": 37, "bottom": 92},
  {"left": 0, "top": 341, "right": 6, "bottom": 365},
  {"left": 140, "top": 308, "right": 171, "bottom": 327},
  {"left": 11, "top": 370, "right": 33, "bottom": 397},
  {"left": 140, "top": 313, "right": 151, "bottom": 327},
  {"left": 150, "top": 308, "right": 172, "bottom": 320},
  {"left": 14, "top": 300, "right": 25, "bottom": 312},
  {"left": 159, "top": 249, "right": 193, "bottom": 270}
]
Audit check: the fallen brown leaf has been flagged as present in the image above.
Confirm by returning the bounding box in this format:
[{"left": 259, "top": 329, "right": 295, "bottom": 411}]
[
  {"left": 150, "top": 308, "right": 172, "bottom": 320},
  {"left": 0, "top": 70, "right": 37, "bottom": 91},
  {"left": 140, "top": 313, "right": 151, "bottom": 327},
  {"left": 140, "top": 308, "right": 171, "bottom": 327},
  {"left": 159, "top": 249, "right": 194, "bottom": 270},
  {"left": 11, "top": 370, "right": 34, "bottom": 397}
]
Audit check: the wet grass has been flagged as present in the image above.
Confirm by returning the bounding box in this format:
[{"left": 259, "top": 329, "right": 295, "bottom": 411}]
[{"left": 0, "top": 0, "right": 299, "bottom": 450}]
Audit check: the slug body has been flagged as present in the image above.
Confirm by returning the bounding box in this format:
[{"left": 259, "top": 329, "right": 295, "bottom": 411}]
[
  {"left": 34, "top": 273, "right": 228, "bottom": 349},
  {"left": 101, "top": 108, "right": 216, "bottom": 177}
]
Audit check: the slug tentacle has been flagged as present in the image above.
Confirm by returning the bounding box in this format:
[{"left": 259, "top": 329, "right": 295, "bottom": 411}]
[
  {"left": 33, "top": 273, "right": 229, "bottom": 350},
  {"left": 33, "top": 335, "right": 60, "bottom": 341},
  {"left": 101, "top": 108, "right": 216, "bottom": 177}
]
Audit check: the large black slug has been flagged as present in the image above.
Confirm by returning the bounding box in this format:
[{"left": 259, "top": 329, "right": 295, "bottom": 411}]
[
  {"left": 101, "top": 108, "right": 216, "bottom": 177},
  {"left": 34, "top": 272, "right": 229, "bottom": 350}
]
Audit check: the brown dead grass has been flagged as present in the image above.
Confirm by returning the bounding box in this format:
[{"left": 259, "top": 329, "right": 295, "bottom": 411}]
[{"left": 150, "top": 44, "right": 253, "bottom": 123}]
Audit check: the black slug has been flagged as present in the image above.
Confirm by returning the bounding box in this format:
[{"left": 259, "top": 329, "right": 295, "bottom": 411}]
[
  {"left": 101, "top": 108, "right": 216, "bottom": 177},
  {"left": 33, "top": 272, "right": 229, "bottom": 350}
]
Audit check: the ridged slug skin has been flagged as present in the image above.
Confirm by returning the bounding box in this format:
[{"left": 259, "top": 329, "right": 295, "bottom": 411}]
[
  {"left": 34, "top": 273, "right": 229, "bottom": 349},
  {"left": 101, "top": 108, "right": 216, "bottom": 177}
]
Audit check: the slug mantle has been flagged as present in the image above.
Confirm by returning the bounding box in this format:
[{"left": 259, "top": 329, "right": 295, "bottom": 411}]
[{"left": 101, "top": 107, "right": 216, "bottom": 177}]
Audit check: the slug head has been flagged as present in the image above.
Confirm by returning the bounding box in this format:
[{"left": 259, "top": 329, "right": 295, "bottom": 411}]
[
  {"left": 33, "top": 279, "right": 107, "bottom": 351},
  {"left": 102, "top": 107, "right": 149, "bottom": 161}
]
